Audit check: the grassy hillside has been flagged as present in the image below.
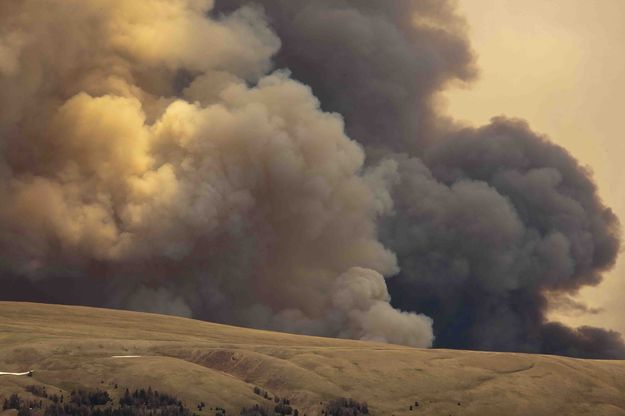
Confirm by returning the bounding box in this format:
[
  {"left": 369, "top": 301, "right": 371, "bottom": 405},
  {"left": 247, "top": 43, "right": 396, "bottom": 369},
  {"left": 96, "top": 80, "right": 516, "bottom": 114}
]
[{"left": 1, "top": 302, "right": 625, "bottom": 415}]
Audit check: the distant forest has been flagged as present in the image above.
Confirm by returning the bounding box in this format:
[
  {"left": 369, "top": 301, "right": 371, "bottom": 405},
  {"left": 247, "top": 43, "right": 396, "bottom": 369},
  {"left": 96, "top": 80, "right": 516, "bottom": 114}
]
[{"left": 2, "top": 386, "right": 370, "bottom": 416}]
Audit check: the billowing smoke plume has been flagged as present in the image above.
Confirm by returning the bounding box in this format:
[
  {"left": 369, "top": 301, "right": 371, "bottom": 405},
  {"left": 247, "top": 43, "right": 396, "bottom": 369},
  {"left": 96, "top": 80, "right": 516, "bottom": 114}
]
[
  {"left": 215, "top": 0, "right": 623, "bottom": 358},
  {"left": 0, "top": 0, "right": 622, "bottom": 358},
  {"left": 0, "top": 0, "right": 433, "bottom": 347}
]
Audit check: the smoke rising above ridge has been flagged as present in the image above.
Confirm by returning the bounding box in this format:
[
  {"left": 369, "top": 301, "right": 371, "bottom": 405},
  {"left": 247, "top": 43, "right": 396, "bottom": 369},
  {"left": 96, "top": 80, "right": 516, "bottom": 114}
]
[
  {"left": 216, "top": 0, "right": 622, "bottom": 357},
  {"left": 0, "top": 0, "right": 432, "bottom": 347},
  {"left": 1, "top": 0, "right": 622, "bottom": 357}
]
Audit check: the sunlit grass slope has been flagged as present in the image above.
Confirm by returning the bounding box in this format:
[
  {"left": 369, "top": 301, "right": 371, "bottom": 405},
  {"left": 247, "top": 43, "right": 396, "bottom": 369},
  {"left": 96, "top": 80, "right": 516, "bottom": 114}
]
[{"left": 2, "top": 302, "right": 625, "bottom": 415}]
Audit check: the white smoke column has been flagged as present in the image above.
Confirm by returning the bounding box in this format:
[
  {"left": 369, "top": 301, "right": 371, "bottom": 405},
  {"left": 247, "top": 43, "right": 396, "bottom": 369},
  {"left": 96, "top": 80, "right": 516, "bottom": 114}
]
[
  {"left": 331, "top": 268, "right": 433, "bottom": 346},
  {"left": 0, "top": 0, "right": 434, "bottom": 347}
]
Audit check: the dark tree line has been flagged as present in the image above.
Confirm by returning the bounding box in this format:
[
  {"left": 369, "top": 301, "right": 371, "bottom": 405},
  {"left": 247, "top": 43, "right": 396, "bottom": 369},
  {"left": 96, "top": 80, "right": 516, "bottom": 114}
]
[
  {"left": 3, "top": 386, "right": 371, "bottom": 416},
  {"left": 322, "top": 398, "right": 368, "bottom": 416},
  {"left": 70, "top": 390, "right": 111, "bottom": 407},
  {"left": 119, "top": 388, "right": 181, "bottom": 409},
  {"left": 2, "top": 390, "right": 190, "bottom": 416},
  {"left": 3, "top": 393, "right": 46, "bottom": 416}
]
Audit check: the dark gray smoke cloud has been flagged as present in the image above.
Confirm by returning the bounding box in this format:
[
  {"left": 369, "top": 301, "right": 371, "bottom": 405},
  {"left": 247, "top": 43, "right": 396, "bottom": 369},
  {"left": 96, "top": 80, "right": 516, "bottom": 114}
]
[
  {"left": 382, "top": 119, "right": 620, "bottom": 354},
  {"left": 216, "top": 0, "right": 623, "bottom": 358},
  {"left": 215, "top": 0, "right": 476, "bottom": 154},
  {"left": 1, "top": 0, "right": 622, "bottom": 358}
]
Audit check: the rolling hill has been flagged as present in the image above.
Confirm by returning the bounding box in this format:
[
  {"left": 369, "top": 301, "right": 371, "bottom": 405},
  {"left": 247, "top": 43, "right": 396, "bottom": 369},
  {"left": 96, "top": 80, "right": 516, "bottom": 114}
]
[{"left": 2, "top": 302, "right": 625, "bottom": 415}]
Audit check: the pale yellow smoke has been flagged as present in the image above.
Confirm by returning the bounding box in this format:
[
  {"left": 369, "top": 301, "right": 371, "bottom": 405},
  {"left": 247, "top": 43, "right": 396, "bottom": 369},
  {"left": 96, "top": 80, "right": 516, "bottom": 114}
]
[{"left": 0, "top": 0, "right": 433, "bottom": 346}]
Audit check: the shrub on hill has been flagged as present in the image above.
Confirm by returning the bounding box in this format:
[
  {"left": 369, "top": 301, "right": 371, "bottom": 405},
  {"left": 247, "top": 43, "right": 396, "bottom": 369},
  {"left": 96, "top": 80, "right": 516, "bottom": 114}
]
[
  {"left": 119, "top": 388, "right": 181, "bottom": 409},
  {"left": 70, "top": 390, "right": 111, "bottom": 406},
  {"left": 239, "top": 404, "right": 271, "bottom": 416},
  {"left": 323, "top": 398, "right": 369, "bottom": 416},
  {"left": 3, "top": 393, "right": 45, "bottom": 413},
  {"left": 26, "top": 386, "right": 48, "bottom": 399}
]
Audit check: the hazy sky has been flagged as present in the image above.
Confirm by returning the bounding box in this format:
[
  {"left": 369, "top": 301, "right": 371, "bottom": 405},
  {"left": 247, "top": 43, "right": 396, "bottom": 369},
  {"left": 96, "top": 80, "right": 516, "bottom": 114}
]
[{"left": 444, "top": 0, "right": 625, "bottom": 332}]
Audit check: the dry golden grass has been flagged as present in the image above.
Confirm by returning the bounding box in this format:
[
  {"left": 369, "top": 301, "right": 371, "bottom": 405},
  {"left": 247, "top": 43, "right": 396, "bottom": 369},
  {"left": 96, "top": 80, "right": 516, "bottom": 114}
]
[{"left": 2, "top": 302, "right": 625, "bottom": 415}]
